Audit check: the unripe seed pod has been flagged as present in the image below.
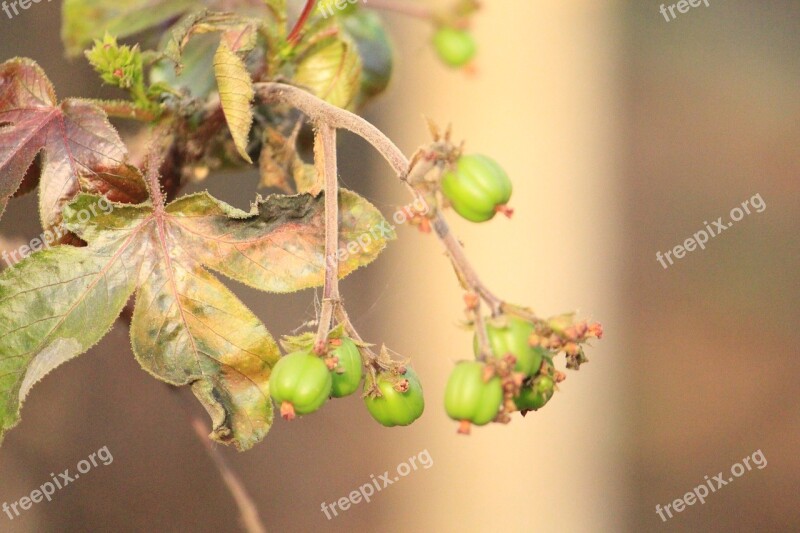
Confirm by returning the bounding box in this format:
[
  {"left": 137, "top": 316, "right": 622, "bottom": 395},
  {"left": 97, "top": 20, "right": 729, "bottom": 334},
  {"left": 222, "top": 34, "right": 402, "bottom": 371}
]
[
  {"left": 444, "top": 361, "right": 504, "bottom": 434},
  {"left": 269, "top": 351, "right": 332, "bottom": 420}
]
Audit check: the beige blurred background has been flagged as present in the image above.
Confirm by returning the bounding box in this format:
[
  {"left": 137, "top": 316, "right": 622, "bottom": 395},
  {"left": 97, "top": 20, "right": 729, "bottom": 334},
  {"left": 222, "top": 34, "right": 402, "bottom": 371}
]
[{"left": 0, "top": 1, "right": 797, "bottom": 532}]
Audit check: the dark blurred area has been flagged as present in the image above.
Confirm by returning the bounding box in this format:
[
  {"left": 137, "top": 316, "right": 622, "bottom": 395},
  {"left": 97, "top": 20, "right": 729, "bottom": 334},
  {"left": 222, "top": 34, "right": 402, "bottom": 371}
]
[
  {"left": 0, "top": 1, "right": 798, "bottom": 532},
  {"left": 624, "top": 1, "right": 799, "bottom": 531}
]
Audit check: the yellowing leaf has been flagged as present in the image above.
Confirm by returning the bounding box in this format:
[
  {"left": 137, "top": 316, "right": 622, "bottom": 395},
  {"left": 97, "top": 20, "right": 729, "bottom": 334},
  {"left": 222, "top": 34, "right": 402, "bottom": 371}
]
[
  {"left": 213, "top": 41, "right": 255, "bottom": 164},
  {"left": 0, "top": 186, "right": 394, "bottom": 448},
  {"left": 294, "top": 36, "right": 363, "bottom": 110},
  {"left": 166, "top": 190, "right": 394, "bottom": 293}
]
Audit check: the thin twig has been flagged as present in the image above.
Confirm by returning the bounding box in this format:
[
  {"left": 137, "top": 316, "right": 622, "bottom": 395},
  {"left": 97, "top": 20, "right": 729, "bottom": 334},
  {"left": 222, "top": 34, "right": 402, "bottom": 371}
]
[
  {"left": 255, "top": 82, "right": 503, "bottom": 313},
  {"left": 313, "top": 124, "right": 340, "bottom": 353},
  {"left": 172, "top": 388, "right": 268, "bottom": 533},
  {"left": 116, "top": 306, "right": 267, "bottom": 533}
]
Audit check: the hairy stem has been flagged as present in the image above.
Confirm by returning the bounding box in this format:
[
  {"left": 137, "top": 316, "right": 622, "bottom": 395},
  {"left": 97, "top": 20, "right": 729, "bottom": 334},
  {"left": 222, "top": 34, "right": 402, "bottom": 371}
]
[
  {"left": 143, "top": 128, "right": 169, "bottom": 213},
  {"left": 313, "top": 124, "right": 340, "bottom": 353},
  {"left": 87, "top": 99, "right": 159, "bottom": 122},
  {"left": 255, "top": 82, "right": 503, "bottom": 313}
]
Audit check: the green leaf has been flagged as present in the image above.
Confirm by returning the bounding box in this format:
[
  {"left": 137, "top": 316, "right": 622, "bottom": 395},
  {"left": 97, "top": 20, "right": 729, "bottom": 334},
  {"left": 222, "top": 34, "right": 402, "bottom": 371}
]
[
  {"left": 0, "top": 186, "right": 393, "bottom": 448},
  {"left": 263, "top": 0, "right": 287, "bottom": 30},
  {"left": 342, "top": 11, "right": 394, "bottom": 106},
  {"left": 213, "top": 41, "right": 255, "bottom": 164},
  {"left": 61, "top": 0, "right": 198, "bottom": 57},
  {"left": 0, "top": 212, "right": 146, "bottom": 445},
  {"left": 0, "top": 58, "right": 148, "bottom": 229},
  {"left": 293, "top": 35, "right": 362, "bottom": 110}
]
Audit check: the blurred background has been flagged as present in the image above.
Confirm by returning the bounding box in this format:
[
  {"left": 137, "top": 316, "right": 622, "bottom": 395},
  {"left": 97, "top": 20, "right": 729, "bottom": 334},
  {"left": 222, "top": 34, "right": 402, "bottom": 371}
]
[{"left": 0, "top": 1, "right": 798, "bottom": 531}]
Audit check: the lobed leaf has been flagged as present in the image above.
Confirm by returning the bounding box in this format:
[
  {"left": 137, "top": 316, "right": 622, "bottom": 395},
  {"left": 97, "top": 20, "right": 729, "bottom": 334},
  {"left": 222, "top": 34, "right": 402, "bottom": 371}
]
[
  {"left": 0, "top": 212, "right": 146, "bottom": 444},
  {"left": 0, "top": 59, "right": 148, "bottom": 229},
  {"left": 166, "top": 189, "right": 395, "bottom": 293},
  {"left": 0, "top": 186, "right": 393, "bottom": 448}
]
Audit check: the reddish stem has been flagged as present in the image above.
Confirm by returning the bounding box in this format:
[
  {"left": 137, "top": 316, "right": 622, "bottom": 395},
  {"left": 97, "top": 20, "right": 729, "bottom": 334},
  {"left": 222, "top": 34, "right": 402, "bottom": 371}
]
[{"left": 287, "top": 0, "right": 318, "bottom": 45}]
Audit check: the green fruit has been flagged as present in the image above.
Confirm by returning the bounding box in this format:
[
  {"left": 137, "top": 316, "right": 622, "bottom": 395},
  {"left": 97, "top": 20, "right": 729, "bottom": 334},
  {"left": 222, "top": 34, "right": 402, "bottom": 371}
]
[
  {"left": 364, "top": 367, "right": 425, "bottom": 427},
  {"left": 330, "top": 337, "right": 363, "bottom": 398},
  {"left": 441, "top": 155, "right": 512, "bottom": 222},
  {"left": 444, "top": 361, "right": 503, "bottom": 434},
  {"left": 269, "top": 351, "right": 332, "bottom": 420},
  {"left": 475, "top": 316, "right": 543, "bottom": 376},
  {"left": 433, "top": 27, "right": 476, "bottom": 68},
  {"left": 514, "top": 375, "right": 555, "bottom": 412}
]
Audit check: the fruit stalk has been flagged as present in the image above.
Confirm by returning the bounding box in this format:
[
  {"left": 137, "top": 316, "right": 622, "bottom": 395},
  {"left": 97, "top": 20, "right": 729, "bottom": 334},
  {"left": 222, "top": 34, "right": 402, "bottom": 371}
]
[
  {"left": 255, "top": 82, "right": 504, "bottom": 316},
  {"left": 313, "top": 124, "right": 341, "bottom": 354}
]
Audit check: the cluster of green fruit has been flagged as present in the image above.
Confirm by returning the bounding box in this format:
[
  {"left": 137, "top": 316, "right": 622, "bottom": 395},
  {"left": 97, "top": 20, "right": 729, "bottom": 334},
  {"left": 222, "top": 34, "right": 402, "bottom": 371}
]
[
  {"left": 269, "top": 337, "right": 424, "bottom": 426},
  {"left": 445, "top": 316, "right": 557, "bottom": 434}
]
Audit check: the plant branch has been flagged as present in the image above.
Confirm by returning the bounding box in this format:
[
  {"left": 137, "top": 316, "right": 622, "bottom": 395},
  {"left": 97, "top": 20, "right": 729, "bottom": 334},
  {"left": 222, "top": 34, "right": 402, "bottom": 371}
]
[
  {"left": 256, "top": 83, "right": 407, "bottom": 177},
  {"left": 86, "top": 98, "right": 159, "bottom": 122},
  {"left": 143, "top": 127, "right": 170, "bottom": 213},
  {"left": 313, "top": 124, "right": 340, "bottom": 353},
  {"left": 255, "top": 82, "right": 503, "bottom": 314}
]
